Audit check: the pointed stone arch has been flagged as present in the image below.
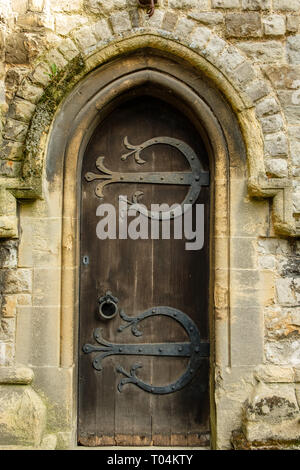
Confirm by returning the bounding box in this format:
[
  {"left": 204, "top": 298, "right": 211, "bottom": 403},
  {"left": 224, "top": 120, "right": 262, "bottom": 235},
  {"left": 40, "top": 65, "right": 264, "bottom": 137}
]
[{"left": 1, "top": 27, "right": 297, "bottom": 237}]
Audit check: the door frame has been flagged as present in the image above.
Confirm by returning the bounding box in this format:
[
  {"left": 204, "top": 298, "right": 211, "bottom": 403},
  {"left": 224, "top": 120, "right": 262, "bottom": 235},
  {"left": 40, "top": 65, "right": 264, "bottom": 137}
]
[{"left": 46, "top": 49, "right": 244, "bottom": 448}]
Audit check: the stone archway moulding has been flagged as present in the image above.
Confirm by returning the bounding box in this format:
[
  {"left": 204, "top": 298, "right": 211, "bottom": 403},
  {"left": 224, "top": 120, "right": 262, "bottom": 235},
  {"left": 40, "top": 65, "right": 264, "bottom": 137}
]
[
  {"left": 0, "top": 31, "right": 298, "bottom": 238},
  {"left": 50, "top": 50, "right": 236, "bottom": 449}
]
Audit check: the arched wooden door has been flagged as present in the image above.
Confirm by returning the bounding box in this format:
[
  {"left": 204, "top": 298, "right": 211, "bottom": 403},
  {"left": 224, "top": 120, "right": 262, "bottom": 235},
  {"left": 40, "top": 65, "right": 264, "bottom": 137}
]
[{"left": 78, "top": 95, "right": 210, "bottom": 446}]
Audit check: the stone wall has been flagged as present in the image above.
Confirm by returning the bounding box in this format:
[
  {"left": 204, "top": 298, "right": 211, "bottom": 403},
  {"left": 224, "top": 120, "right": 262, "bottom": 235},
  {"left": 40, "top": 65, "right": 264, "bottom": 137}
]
[{"left": 0, "top": 0, "right": 299, "bottom": 449}]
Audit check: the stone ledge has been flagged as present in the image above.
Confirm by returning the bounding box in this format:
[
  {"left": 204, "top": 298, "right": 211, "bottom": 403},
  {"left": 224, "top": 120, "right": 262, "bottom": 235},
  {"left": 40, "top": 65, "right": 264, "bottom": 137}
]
[
  {"left": 231, "top": 429, "right": 300, "bottom": 450},
  {"left": 0, "top": 365, "right": 34, "bottom": 384}
]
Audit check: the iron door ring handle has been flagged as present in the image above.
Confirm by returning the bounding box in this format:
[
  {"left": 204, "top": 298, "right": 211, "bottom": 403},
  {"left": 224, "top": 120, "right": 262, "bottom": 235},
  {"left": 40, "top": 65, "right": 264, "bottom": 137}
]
[{"left": 98, "top": 291, "right": 119, "bottom": 320}]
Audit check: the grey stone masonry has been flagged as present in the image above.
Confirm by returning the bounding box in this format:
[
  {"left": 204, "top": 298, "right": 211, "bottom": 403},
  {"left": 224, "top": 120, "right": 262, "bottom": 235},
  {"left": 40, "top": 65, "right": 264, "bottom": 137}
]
[
  {"left": 287, "top": 36, "right": 300, "bottom": 64},
  {"left": 225, "top": 13, "right": 262, "bottom": 37},
  {"left": 263, "top": 15, "right": 286, "bottom": 36}
]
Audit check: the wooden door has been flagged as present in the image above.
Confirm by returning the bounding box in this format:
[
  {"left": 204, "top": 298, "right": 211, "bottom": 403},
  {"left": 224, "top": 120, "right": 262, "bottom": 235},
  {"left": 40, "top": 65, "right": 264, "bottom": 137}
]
[{"left": 78, "top": 95, "right": 210, "bottom": 447}]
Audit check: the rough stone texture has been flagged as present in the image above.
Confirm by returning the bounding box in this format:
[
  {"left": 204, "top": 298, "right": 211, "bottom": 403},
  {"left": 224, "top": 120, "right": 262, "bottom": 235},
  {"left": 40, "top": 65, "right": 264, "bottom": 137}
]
[
  {"left": 238, "top": 41, "right": 285, "bottom": 63},
  {"left": 170, "top": 0, "right": 209, "bottom": 8},
  {"left": 263, "top": 15, "right": 286, "bottom": 36},
  {"left": 265, "top": 158, "right": 288, "bottom": 177},
  {"left": 273, "top": 0, "right": 300, "bottom": 11},
  {"left": 0, "top": 385, "right": 46, "bottom": 446},
  {"left": 242, "top": 0, "right": 271, "bottom": 9},
  {"left": 0, "top": 366, "right": 34, "bottom": 384},
  {"left": 254, "top": 365, "right": 295, "bottom": 382},
  {"left": 212, "top": 0, "right": 240, "bottom": 8},
  {"left": 264, "top": 133, "right": 288, "bottom": 156},
  {"left": 225, "top": 13, "right": 262, "bottom": 38},
  {"left": 1, "top": 269, "right": 32, "bottom": 294},
  {"left": 256, "top": 97, "right": 280, "bottom": 117},
  {"left": 286, "top": 16, "right": 300, "bottom": 33},
  {"left": 189, "top": 12, "right": 224, "bottom": 25},
  {"left": 287, "top": 36, "right": 300, "bottom": 65},
  {"left": 110, "top": 11, "right": 132, "bottom": 35},
  {"left": 243, "top": 382, "right": 300, "bottom": 442}
]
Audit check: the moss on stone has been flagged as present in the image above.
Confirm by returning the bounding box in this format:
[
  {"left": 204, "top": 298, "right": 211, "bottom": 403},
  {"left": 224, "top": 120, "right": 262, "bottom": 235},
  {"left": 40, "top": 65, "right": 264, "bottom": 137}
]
[{"left": 22, "top": 54, "right": 86, "bottom": 188}]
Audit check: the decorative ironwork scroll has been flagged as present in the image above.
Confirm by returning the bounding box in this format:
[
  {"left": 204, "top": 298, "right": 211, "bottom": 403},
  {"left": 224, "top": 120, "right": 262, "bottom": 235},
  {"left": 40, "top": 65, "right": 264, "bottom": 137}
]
[
  {"left": 83, "top": 307, "right": 209, "bottom": 395},
  {"left": 84, "top": 136, "right": 209, "bottom": 220}
]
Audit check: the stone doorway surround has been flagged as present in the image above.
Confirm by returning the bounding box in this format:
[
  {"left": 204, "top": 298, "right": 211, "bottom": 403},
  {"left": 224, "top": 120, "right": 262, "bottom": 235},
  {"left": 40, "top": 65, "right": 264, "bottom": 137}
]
[{"left": 0, "top": 16, "right": 299, "bottom": 450}]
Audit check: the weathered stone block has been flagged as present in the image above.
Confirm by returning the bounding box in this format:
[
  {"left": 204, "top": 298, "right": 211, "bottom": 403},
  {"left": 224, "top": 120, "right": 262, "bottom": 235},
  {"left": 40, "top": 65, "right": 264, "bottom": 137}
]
[
  {"left": 5, "top": 33, "right": 29, "bottom": 64},
  {"left": 17, "top": 80, "right": 44, "bottom": 104},
  {"left": 295, "top": 368, "right": 300, "bottom": 382},
  {"left": 174, "top": 18, "right": 195, "bottom": 38},
  {"left": 169, "top": 0, "right": 209, "bottom": 8},
  {"left": 276, "top": 278, "right": 296, "bottom": 305},
  {"left": 287, "top": 36, "right": 300, "bottom": 65},
  {"left": 218, "top": 45, "right": 245, "bottom": 73},
  {"left": 0, "top": 241, "right": 17, "bottom": 269},
  {"left": 264, "top": 132, "right": 288, "bottom": 156},
  {"left": 189, "top": 12, "right": 223, "bottom": 25},
  {"left": 254, "top": 365, "right": 295, "bottom": 382},
  {"left": 40, "top": 434, "right": 57, "bottom": 450},
  {"left": 202, "top": 35, "right": 227, "bottom": 61},
  {"left": 0, "top": 139, "right": 25, "bottom": 159},
  {"left": 277, "top": 91, "right": 300, "bottom": 124},
  {"left": 57, "top": 38, "right": 79, "bottom": 61},
  {"left": 292, "top": 311, "right": 300, "bottom": 327},
  {"left": 286, "top": 15, "right": 300, "bottom": 33},
  {"left": 256, "top": 97, "right": 280, "bottom": 117},
  {"left": 260, "top": 113, "right": 284, "bottom": 133},
  {"left": 293, "top": 192, "right": 300, "bottom": 213},
  {"left": 0, "top": 318, "right": 15, "bottom": 342},
  {"left": 0, "top": 385, "right": 46, "bottom": 446},
  {"left": 144, "top": 9, "right": 164, "bottom": 28},
  {"left": 258, "top": 254, "right": 276, "bottom": 269},
  {"left": 162, "top": 11, "right": 178, "bottom": 32},
  {"left": 93, "top": 18, "right": 112, "bottom": 41},
  {"left": 273, "top": 0, "right": 300, "bottom": 11},
  {"left": 242, "top": 0, "right": 271, "bottom": 9},
  {"left": 84, "top": 0, "right": 127, "bottom": 14},
  {"left": 0, "top": 343, "right": 14, "bottom": 366},
  {"left": 0, "top": 216, "right": 18, "bottom": 240},
  {"left": 225, "top": 12, "right": 262, "bottom": 37},
  {"left": 243, "top": 382, "right": 300, "bottom": 442},
  {"left": 0, "top": 160, "right": 22, "bottom": 178},
  {"left": 238, "top": 41, "right": 285, "bottom": 63},
  {"left": 18, "top": 216, "right": 61, "bottom": 268},
  {"left": 75, "top": 25, "right": 97, "bottom": 51},
  {"left": 50, "top": 0, "right": 82, "bottom": 12},
  {"left": 232, "top": 61, "right": 256, "bottom": 86},
  {"left": 110, "top": 11, "right": 131, "bottom": 35},
  {"left": 231, "top": 306, "right": 264, "bottom": 365},
  {"left": 8, "top": 97, "right": 35, "bottom": 123},
  {"left": 1, "top": 119, "right": 28, "bottom": 143},
  {"left": 263, "top": 15, "right": 286, "bottom": 36},
  {"left": 265, "top": 158, "right": 288, "bottom": 177},
  {"left": 212, "top": 0, "right": 240, "bottom": 7},
  {"left": 190, "top": 26, "right": 212, "bottom": 51},
  {"left": 55, "top": 14, "right": 88, "bottom": 36},
  {"left": 30, "top": 366, "right": 74, "bottom": 430},
  {"left": 1, "top": 269, "right": 32, "bottom": 294},
  {"left": 0, "top": 366, "right": 33, "bottom": 384},
  {"left": 245, "top": 80, "right": 270, "bottom": 101},
  {"left": 33, "top": 268, "right": 61, "bottom": 307},
  {"left": 1, "top": 295, "right": 17, "bottom": 318},
  {"left": 15, "top": 306, "right": 60, "bottom": 366},
  {"left": 30, "top": 62, "right": 51, "bottom": 87},
  {"left": 45, "top": 49, "right": 68, "bottom": 70},
  {"left": 28, "top": 0, "right": 44, "bottom": 12},
  {"left": 11, "top": 0, "right": 28, "bottom": 14}
]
